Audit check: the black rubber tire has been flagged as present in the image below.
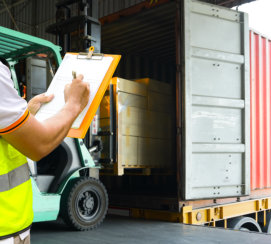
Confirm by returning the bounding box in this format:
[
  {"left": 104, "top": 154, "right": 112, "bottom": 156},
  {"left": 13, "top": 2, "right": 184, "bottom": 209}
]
[
  {"left": 261, "top": 211, "right": 271, "bottom": 233},
  {"left": 60, "top": 177, "right": 108, "bottom": 231},
  {"left": 228, "top": 217, "right": 262, "bottom": 232}
]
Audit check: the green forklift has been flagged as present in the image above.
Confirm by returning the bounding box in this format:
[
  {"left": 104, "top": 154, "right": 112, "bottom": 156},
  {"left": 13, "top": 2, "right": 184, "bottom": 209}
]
[{"left": 0, "top": 26, "right": 108, "bottom": 230}]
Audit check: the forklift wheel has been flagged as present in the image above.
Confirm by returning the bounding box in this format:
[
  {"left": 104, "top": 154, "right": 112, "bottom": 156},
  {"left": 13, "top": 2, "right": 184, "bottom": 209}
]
[{"left": 61, "top": 177, "right": 108, "bottom": 231}]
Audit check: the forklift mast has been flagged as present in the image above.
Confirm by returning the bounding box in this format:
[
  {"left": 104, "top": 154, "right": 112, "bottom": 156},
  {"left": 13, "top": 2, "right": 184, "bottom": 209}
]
[
  {"left": 46, "top": 0, "right": 101, "bottom": 54},
  {"left": 46, "top": 0, "right": 101, "bottom": 151}
]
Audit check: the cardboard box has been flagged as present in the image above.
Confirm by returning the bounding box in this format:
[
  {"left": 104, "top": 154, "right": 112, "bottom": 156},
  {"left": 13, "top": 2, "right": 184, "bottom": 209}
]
[
  {"left": 135, "top": 78, "right": 173, "bottom": 95},
  {"left": 118, "top": 107, "right": 173, "bottom": 139},
  {"left": 118, "top": 135, "right": 138, "bottom": 166},
  {"left": 99, "top": 77, "right": 175, "bottom": 172},
  {"left": 99, "top": 118, "right": 110, "bottom": 129},
  {"left": 148, "top": 91, "right": 174, "bottom": 113},
  {"left": 113, "top": 77, "right": 147, "bottom": 96},
  {"left": 117, "top": 91, "right": 147, "bottom": 111},
  {"left": 100, "top": 95, "right": 110, "bottom": 119},
  {"left": 100, "top": 89, "right": 147, "bottom": 119}
]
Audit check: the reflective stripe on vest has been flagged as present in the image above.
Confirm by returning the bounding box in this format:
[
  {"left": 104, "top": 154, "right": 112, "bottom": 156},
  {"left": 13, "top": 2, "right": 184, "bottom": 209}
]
[{"left": 0, "top": 163, "right": 30, "bottom": 192}]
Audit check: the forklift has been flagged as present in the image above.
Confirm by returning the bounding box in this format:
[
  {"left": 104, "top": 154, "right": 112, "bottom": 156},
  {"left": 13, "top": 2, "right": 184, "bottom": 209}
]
[{"left": 0, "top": 26, "right": 108, "bottom": 230}]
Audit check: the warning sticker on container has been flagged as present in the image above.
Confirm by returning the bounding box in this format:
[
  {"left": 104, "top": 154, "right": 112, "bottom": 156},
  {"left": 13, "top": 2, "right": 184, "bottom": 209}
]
[{"left": 92, "top": 114, "right": 99, "bottom": 135}]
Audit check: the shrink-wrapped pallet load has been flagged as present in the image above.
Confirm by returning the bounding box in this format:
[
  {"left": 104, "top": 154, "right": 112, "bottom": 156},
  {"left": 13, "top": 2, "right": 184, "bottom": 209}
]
[{"left": 99, "top": 77, "right": 174, "bottom": 175}]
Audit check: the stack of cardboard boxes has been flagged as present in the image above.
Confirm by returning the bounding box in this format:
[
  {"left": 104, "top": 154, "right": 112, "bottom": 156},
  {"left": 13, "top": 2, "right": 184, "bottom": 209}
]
[{"left": 99, "top": 77, "right": 174, "bottom": 175}]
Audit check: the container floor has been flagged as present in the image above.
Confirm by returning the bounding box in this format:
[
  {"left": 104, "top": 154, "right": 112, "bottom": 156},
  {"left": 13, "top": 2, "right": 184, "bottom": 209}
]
[{"left": 31, "top": 215, "right": 271, "bottom": 244}]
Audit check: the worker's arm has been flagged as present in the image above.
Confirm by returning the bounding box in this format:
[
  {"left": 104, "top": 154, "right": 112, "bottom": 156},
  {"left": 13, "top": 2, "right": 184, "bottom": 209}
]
[{"left": 2, "top": 75, "right": 90, "bottom": 161}]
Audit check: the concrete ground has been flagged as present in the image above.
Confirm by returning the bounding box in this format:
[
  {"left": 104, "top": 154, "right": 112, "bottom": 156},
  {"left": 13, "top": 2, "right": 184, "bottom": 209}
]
[{"left": 31, "top": 215, "right": 271, "bottom": 244}]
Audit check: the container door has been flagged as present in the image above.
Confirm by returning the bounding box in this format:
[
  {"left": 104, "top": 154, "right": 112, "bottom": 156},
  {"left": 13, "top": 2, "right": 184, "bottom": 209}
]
[{"left": 182, "top": 0, "right": 250, "bottom": 199}]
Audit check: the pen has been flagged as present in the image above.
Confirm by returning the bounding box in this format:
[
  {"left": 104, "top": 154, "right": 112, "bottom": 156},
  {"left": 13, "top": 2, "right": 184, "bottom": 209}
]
[{"left": 72, "top": 71, "right": 77, "bottom": 79}]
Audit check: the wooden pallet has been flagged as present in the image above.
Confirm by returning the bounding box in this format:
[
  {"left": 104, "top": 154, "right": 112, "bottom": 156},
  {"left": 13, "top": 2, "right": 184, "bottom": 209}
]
[{"left": 100, "top": 164, "right": 173, "bottom": 176}]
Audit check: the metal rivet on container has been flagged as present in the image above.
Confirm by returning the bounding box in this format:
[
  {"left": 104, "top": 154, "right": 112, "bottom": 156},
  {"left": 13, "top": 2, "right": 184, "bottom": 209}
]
[
  {"left": 214, "top": 138, "right": 216, "bottom": 140},
  {"left": 85, "top": 160, "right": 88, "bottom": 164},
  {"left": 229, "top": 155, "right": 231, "bottom": 157},
  {"left": 80, "top": 141, "right": 84, "bottom": 146}
]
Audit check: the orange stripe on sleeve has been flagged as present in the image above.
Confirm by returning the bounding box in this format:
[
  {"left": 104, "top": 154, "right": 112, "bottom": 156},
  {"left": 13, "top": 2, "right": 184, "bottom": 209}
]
[{"left": 0, "top": 109, "right": 30, "bottom": 134}]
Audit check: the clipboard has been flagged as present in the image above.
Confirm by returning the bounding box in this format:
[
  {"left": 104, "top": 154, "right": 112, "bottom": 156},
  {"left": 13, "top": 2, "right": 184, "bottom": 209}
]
[
  {"left": 68, "top": 51, "right": 120, "bottom": 138},
  {"left": 35, "top": 47, "right": 121, "bottom": 139}
]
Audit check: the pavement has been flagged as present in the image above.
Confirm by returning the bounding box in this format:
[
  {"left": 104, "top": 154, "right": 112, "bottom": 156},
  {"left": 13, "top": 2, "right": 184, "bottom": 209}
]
[{"left": 31, "top": 215, "right": 271, "bottom": 244}]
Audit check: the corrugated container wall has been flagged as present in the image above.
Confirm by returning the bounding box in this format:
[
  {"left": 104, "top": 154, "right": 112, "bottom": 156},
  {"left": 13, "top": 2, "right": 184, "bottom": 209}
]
[
  {"left": 12, "top": 1, "right": 33, "bottom": 35},
  {"left": 99, "top": 0, "right": 145, "bottom": 17},
  {"left": 0, "top": 11, "right": 11, "bottom": 29},
  {"left": 35, "top": 0, "right": 57, "bottom": 43},
  {"left": 0, "top": 1, "right": 34, "bottom": 35},
  {"left": 250, "top": 30, "right": 271, "bottom": 190},
  {"left": 0, "top": 0, "right": 146, "bottom": 43}
]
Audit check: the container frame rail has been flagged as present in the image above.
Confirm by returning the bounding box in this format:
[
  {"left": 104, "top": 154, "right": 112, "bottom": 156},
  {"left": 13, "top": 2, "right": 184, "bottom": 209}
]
[{"left": 128, "top": 197, "right": 271, "bottom": 232}]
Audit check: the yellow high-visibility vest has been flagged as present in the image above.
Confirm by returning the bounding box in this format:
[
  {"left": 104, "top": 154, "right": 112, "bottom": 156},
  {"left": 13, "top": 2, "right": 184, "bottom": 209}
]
[{"left": 0, "top": 137, "right": 33, "bottom": 239}]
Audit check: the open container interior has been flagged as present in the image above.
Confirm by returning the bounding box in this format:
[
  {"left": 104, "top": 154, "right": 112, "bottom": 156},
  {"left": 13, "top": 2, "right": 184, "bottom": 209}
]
[{"left": 99, "top": 1, "right": 179, "bottom": 210}]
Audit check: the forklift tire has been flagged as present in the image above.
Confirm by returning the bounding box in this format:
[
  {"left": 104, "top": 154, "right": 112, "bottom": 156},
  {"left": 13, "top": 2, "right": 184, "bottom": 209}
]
[{"left": 60, "top": 177, "right": 108, "bottom": 231}]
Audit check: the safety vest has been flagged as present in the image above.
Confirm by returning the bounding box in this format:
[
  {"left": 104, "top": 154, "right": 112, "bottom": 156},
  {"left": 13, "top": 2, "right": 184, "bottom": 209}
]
[{"left": 0, "top": 137, "right": 33, "bottom": 239}]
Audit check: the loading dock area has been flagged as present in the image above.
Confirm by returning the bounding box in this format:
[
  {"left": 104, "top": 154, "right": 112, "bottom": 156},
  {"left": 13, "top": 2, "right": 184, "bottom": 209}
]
[
  {"left": 31, "top": 215, "right": 271, "bottom": 244},
  {"left": 2, "top": 0, "right": 271, "bottom": 242}
]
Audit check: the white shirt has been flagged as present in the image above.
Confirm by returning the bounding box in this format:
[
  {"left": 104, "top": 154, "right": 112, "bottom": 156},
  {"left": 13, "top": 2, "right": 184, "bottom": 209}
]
[
  {"left": 0, "top": 230, "right": 30, "bottom": 244},
  {"left": 0, "top": 62, "right": 28, "bottom": 133},
  {"left": 0, "top": 62, "right": 30, "bottom": 242}
]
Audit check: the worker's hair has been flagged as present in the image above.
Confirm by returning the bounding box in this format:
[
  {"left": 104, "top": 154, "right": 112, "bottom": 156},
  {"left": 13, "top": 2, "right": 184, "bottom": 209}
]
[{"left": 0, "top": 57, "right": 9, "bottom": 68}]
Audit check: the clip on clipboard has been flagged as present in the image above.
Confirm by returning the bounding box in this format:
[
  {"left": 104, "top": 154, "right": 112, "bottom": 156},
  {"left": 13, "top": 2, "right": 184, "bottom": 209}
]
[
  {"left": 35, "top": 46, "right": 121, "bottom": 139},
  {"left": 77, "top": 46, "right": 103, "bottom": 60}
]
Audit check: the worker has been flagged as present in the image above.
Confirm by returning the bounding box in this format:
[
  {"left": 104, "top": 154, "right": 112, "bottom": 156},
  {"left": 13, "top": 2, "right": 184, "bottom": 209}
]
[{"left": 0, "top": 60, "right": 90, "bottom": 244}]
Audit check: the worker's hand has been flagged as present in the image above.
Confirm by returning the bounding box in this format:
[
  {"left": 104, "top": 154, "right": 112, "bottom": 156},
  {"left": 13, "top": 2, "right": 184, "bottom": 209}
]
[
  {"left": 64, "top": 74, "right": 90, "bottom": 115},
  {"left": 28, "top": 93, "right": 54, "bottom": 115}
]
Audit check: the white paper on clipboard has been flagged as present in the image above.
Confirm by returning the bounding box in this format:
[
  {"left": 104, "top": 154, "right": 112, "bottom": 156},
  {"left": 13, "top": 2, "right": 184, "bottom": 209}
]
[{"left": 35, "top": 53, "right": 113, "bottom": 129}]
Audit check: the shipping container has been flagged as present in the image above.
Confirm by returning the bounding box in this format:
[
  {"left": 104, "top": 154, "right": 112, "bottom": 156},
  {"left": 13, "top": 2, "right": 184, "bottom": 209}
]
[
  {"left": 97, "top": 0, "right": 271, "bottom": 232},
  {"left": 250, "top": 30, "right": 271, "bottom": 191},
  {"left": 100, "top": 0, "right": 248, "bottom": 202}
]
